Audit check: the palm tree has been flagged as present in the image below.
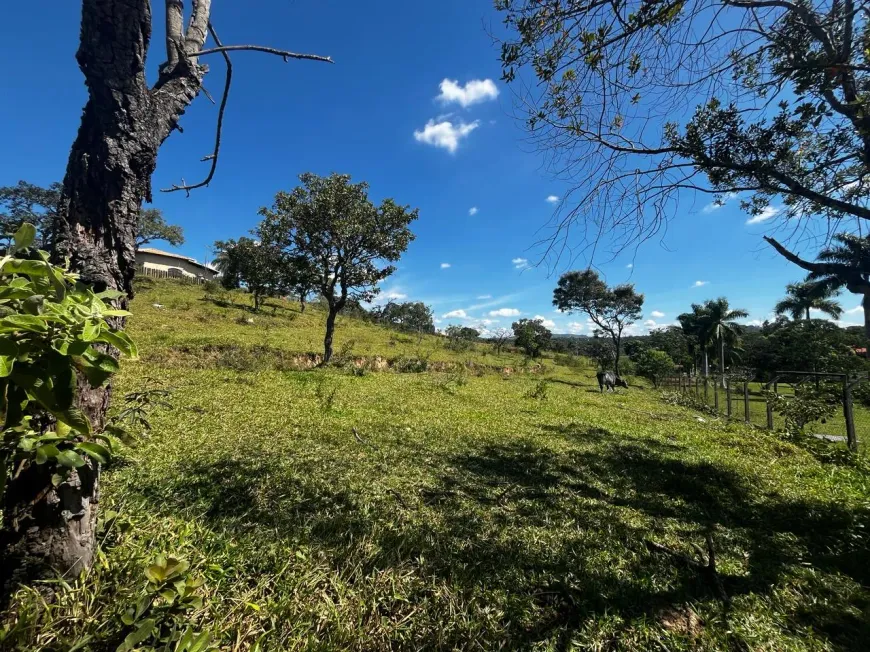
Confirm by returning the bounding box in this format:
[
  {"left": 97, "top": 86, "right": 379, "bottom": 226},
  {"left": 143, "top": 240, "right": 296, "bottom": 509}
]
[
  {"left": 700, "top": 298, "right": 749, "bottom": 386},
  {"left": 774, "top": 280, "right": 842, "bottom": 321},
  {"left": 765, "top": 233, "right": 870, "bottom": 356},
  {"left": 677, "top": 303, "right": 714, "bottom": 376}
]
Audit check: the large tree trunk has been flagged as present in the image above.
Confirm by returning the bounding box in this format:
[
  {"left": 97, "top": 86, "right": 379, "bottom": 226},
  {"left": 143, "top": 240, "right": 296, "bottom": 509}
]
[
  {"left": 2, "top": 0, "right": 207, "bottom": 596},
  {"left": 324, "top": 307, "right": 339, "bottom": 363}
]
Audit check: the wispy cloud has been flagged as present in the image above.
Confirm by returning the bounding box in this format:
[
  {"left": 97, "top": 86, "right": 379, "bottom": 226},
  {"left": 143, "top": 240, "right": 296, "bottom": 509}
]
[
  {"left": 467, "top": 293, "right": 521, "bottom": 311},
  {"left": 692, "top": 280, "right": 709, "bottom": 288},
  {"left": 477, "top": 294, "right": 492, "bottom": 300},
  {"left": 443, "top": 309, "right": 467, "bottom": 319},
  {"left": 846, "top": 304, "right": 863, "bottom": 314},
  {"left": 702, "top": 192, "right": 738, "bottom": 213},
  {"left": 512, "top": 257, "right": 529, "bottom": 270},
  {"left": 567, "top": 321, "right": 585, "bottom": 334},
  {"left": 440, "top": 262, "right": 451, "bottom": 269},
  {"left": 468, "top": 206, "right": 478, "bottom": 216},
  {"left": 489, "top": 308, "right": 520, "bottom": 317},
  {"left": 626, "top": 263, "right": 633, "bottom": 269},
  {"left": 436, "top": 79, "right": 499, "bottom": 107},
  {"left": 414, "top": 119, "right": 479, "bottom": 153},
  {"left": 650, "top": 310, "right": 665, "bottom": 318},
  {"left": 533, "top": 315, "right": 556, "bottom": 329},
  {"left": 545, "top": 195, "right": 559, "bottom": 204},
  {"left": 644, "top": 319, "right": 658, "bottom": 329},
  {"left": 746, "top": 205, "right": 781, "bottom": 225}
]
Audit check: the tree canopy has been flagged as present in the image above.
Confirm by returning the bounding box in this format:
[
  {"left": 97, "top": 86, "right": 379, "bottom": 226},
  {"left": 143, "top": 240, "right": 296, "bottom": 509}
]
[
  {"left": 0, "top": 181, "right": 62, "bottom": 248},
  {"left": 512, "top": 318, "right": 553, "bottom": 357},
  {"left": 553, "top": 270, "right": 643, "bottom": 372},
  {"left": 497, "top": 0, "right": 870, "bottom": 258},
  {"left": 137, "top": 208, "right": 185, "bottom": 248},
  {"left": 774, "top": 281, "right": 842, "bottom": 321},
  {"left": 258, "top": 173, "right": 418, "bottom": 361},
  {"left": 373, "top": 301, "right": 436, "bottom": 334}
]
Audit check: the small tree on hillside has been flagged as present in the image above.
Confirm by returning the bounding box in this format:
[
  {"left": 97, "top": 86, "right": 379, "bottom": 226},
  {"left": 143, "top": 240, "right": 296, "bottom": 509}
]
[
  {"left": 553, "top": 270, "right": 643, "bottom": 374},
  {"left": 635, "top": 349, "right": 675, "bottom": 389},
  {"left": 375, "top": 301, "right": 435, "bottom": 335},
  {"left": 491, "top": 327, "right": 512, "bottom": 355},
  {"left": 136, "top": 208, "right": 185, "bottom": 248},
  {"left": 445, "top": 325, "right": 480, "bottom": 351},
  {"left": 258, "top": 173, "right": 418, "bottom": 362},
  {"left": 214, "top": 237, "right": 280, "bottom": 311},
  {"left": 512, "top": 318, "right": 552, "bottom": 358}
]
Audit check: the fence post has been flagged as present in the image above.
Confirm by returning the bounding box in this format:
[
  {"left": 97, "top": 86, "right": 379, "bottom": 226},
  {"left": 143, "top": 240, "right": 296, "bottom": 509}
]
[
  {"left": 695, "top": 376, "right": 700, "bottom": 399},
  {"left": 704, "top": 377, "right": 709, "bottom": 405},
  {"left": 843, "top": 376, "right": 858, "bottom": 452},
  {"left": 743, "top": 381, "right": 750, "bottom": 423},
  {"left": 713, "top": 380, "right": 719, "bottom": 412},
  {"left": 766, "top": 394, "right": 774, "bottom": 429},
  {"left": 726, "top": 377, "right": 732, "bottom": 418}
]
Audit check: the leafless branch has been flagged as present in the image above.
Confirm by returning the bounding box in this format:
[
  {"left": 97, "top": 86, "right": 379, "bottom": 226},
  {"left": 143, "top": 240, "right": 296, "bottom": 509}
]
[
  {"left": 165, "top": 0, "right": 184, "bottom": 65},
  {"left": 162, "top": 22, "right": 230, "bottom": 195},
  {"left": 197, "top": 44, "right": 334, "bottom": 64}
]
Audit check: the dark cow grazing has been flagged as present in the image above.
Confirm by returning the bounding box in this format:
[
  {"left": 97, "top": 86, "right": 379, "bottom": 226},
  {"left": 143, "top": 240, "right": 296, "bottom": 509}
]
[{"left": 597, "top": 371, "right": 628, "bottom": 392}]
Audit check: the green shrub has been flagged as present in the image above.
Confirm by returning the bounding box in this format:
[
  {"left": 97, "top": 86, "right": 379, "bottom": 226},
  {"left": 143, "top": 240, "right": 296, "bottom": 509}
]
[{"left": 0, "top": 223, "right": 137, "bottom": 496}]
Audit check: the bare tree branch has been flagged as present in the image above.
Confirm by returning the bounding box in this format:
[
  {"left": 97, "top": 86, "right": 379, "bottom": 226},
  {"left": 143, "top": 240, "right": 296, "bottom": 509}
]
[
  {"left": 185, "top": 0, "right": 212, "bottom": 59},
  {"left": 165, "top": 0, "right": 184, "bottom": 66},
  {"left": 197, "top": 44, "right": 334, "bottom": 64},
  {"left": 162, "top": 23, "right": 231, "bottom": 196}
]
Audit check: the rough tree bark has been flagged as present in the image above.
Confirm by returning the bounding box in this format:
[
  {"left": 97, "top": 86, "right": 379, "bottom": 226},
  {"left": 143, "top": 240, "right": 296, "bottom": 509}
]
[{"left": 2, "top": 0, "right": 331, "bottom": 596}]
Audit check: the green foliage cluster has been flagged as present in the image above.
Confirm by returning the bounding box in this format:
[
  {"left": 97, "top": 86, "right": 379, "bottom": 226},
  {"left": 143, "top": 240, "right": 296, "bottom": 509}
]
[
  {"left": 444, "top": 325, "right": 480, "bottom": 351},
  {"left": 511, "top": 318, "right": 552, "bottom": 358},
  {"left": 371, "top": 301, "right": 435, "bottom": 335},
  {"left": 0, "top": 224, "right": 136, "bottom": 496},
  {"left": 634, "top": 349, "right": 675, "bottom": 388}
]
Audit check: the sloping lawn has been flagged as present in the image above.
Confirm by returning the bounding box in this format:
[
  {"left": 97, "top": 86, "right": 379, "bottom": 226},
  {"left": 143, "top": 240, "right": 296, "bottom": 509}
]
[{"left": 2, "top": 281, "right": 868, "bottom": 650}]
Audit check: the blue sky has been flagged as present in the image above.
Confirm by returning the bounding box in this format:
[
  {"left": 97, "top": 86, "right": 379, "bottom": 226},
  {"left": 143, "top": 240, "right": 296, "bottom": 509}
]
[{"left": 0, "top": 1, "right": 863, "bottom": 334}]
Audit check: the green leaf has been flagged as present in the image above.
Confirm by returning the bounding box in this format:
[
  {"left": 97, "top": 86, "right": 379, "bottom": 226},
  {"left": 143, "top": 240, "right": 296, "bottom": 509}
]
[
  {"left": 96, "top": 329, "right": 138, "bottom": 359},
  {"left": 95, "top": 289, "right": 126, "bottom": 301},
  {"left": 51, "top": 472, "right": 64, "bottom": 487},
  {"left": 117, "top": 618, "right": 155, "bottom": 652},
  {"left": 35, "top": 444, "right": 60, "bottom": 464},
  {"left": 0, "top": 259, "right": 49, "bottom": 277},
  {"left": 0, "top": 314, "right": 48, "bottom": 333},
  {"left": 21, "top": 294, "right": 45, "bottom": 315},
  {"left": 101, "top": 309, "right": 132, "bottom": 318},
  {"left": 81, "top": 318, "right": 100, "bottom": 342},
  {"left": 56, "top": 449, "right": 86, "bottom": 469},
  {"left": 76, "top": 441, "right": 110, "bottom": 464},
  {"left": 0, "top": 338, "right": 19, "bottom": 357},
  {"left": 0, "top": 355, "right": 14, "bottom": 378},
  {"left": 55, "top": 407, "right": 92, "bottom": 436},
  {"left": 13, "top": 223, "right": 36, "bottom": 251}
]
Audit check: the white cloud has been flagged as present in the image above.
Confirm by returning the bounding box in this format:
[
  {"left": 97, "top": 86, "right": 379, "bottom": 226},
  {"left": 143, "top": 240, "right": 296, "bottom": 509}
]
[
  {"left": 746, "top": 205, "right": 781, "bottom": 225},
  {"left": 479, "top": 318, "right": 498, "bottom": 326},
  {"left": 644, "top": 319, "right": 658, "bottom": 329},
  {"left": 626, "top": 263, "right": 633, "bottom": 269},
  {"left": 745, "top": 319, "right": 764, "bottom": 327},
  {"left": 440, "top": 262, "right": 451, "bottom": 269},
  {"left": 414, "top": 119, "right": 479, "bottom": 153},
  {"left": 468, "top": 206, "right": 478, "bottom": 216},
  {"left": 477, "top": 294, "right": 492, "bottom": 300},
  {"left": 692, "top": 280, "right": 709, "bottom": 288},
  {"left": 702, "top": 192, "right": 738, "bottom": 213},
  {"left": 545, "top": 195, "right": 559, "bottom": 204},
  {"left": 650, "top": 310, "right": 665, "bottom": 318},
  {"left": 443, "top": 309, "right": 467, "bottom": 319},
  {"left": 512, "top": 257, "right": 529, "bottom": 270},
  {"left": 533, "top": 315, "right": 557, "bottom": 329},
  {"left": 846, "top": 304, "right": 863, "bottom": 314},
  {"left": 436, "top": 78, "right": 499, "bottom": 107},
  {"left": 384, "top": 291, "right": 407, "bottom": 301},
  {"left": 489, "top": 308, "right": 521, "bottom": 317},
  {"left": 567, "top": 321, "right": 585, "bottom": 334}
]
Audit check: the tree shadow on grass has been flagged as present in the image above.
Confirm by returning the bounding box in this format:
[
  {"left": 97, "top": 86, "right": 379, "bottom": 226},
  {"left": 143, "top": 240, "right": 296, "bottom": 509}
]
[{"left": 129, "top": 425, "right": 869, "bottom": 650}]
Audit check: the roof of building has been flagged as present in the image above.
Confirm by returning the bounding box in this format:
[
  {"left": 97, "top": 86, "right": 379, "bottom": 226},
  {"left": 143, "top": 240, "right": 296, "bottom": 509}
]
[{"left": 137, "top": 247, "right": 216, "bottom": 273}]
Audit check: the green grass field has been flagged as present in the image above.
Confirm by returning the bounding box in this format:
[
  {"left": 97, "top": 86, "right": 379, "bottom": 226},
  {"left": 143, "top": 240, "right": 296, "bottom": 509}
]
[{"left": 2, "top": 279, "right": 869, "bottom": 651}]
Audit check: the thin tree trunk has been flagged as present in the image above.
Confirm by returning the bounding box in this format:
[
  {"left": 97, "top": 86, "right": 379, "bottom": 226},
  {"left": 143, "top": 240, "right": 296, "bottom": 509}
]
[
  {"left": 324, "top": 306, "right": 339, "bottom": 363},
  {"left": 299, "top": 292, "right": 306, "bottom": 313},
  {"left": 806, "top": 307, "right": 811, "bottom": 320},
  {"left": 2, "top": 0, "right": 207, "bottom": 595},
  {"left": 720, "top": 337, "right": 726, "bottom": 389},
  {"left": 613, "top": 335, "right": 621, "bottom": 375}
]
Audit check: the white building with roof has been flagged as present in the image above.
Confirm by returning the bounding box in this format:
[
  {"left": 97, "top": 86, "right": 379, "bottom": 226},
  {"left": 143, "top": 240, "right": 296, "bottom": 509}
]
[{"left": 135, "top": 247, "right": 218, "bottom": 281}]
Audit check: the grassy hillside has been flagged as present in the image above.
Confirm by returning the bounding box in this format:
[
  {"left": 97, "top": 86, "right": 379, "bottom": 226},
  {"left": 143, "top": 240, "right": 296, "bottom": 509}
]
[{"left": 2, "top": 280, "right": 869, "bottom": 651}]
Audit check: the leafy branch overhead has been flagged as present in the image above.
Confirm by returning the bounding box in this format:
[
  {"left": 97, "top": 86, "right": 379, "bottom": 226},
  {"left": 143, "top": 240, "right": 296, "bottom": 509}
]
[{"left": 497, "top": 0, "right": 870, "bottom": 258}]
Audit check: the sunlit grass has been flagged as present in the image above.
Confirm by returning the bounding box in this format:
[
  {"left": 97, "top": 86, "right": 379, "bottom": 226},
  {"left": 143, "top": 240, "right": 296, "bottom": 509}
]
[{"left": 2, "top": 280, "right": 868, "bottom": 651}]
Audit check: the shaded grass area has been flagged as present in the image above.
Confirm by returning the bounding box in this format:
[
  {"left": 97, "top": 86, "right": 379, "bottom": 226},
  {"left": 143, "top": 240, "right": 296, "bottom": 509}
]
[{"left": 3, "top": 281, "right": 869, "bottom": 650}]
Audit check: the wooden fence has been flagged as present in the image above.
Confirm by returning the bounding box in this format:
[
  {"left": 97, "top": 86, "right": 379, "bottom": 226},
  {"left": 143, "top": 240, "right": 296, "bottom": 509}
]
[{"left": 663, "top": 371, "right": 864, "bottom": 452}]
